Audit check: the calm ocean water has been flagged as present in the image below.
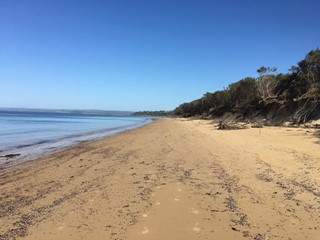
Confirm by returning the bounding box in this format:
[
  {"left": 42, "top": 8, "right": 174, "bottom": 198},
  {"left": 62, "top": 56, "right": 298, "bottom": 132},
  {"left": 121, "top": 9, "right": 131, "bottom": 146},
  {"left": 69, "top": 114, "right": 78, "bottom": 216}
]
[{"left": 0, "top": 110, "right": 151, "bottom": 163}]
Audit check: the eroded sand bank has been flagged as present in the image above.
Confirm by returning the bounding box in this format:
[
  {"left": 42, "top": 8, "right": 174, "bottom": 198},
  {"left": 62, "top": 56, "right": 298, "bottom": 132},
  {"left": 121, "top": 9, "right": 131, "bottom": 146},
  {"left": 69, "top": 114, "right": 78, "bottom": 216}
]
[{"left": 1, "top": 118, "right": 320, "bottom": 240}]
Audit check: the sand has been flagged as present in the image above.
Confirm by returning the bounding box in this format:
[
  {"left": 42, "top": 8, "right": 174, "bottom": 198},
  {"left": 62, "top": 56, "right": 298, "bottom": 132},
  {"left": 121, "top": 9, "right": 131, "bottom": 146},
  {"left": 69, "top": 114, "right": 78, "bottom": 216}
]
[{"left": 1, "top": 118, "right": 320, "bottom": 240}]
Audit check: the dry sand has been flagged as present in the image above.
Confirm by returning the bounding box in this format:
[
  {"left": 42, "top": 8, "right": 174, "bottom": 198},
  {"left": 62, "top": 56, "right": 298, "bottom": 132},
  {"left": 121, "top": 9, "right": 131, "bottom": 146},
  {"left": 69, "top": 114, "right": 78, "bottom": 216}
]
[{"left": 1, "top": 118, "right": 320, "bottom": 240}]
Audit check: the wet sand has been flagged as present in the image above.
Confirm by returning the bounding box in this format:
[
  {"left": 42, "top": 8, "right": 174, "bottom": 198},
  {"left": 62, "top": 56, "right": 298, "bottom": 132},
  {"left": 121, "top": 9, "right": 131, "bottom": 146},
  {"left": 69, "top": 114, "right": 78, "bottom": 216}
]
[{"left": 1, "top": 118, "right": 320, "bottom": 240}]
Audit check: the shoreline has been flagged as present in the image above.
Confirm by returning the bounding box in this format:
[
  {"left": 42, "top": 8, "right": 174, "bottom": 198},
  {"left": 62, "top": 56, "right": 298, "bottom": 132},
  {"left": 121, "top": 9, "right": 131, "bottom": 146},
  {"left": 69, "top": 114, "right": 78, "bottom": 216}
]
[
  {"left": 0, "top": 118, "right": 154, "bottom": 167},
  {"left": 1, "top": 118, "right": 320, "bottom": 239}
]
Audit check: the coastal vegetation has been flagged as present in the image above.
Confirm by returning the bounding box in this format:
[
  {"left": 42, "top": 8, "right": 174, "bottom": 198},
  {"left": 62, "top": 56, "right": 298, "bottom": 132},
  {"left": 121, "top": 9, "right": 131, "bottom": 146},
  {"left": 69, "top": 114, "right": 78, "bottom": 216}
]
[
  {"left": 173, "top": 48, "right": 320, "bottom": 125},
  {"left": 132, "top": 110, "right": 172, "bottom": 117}
]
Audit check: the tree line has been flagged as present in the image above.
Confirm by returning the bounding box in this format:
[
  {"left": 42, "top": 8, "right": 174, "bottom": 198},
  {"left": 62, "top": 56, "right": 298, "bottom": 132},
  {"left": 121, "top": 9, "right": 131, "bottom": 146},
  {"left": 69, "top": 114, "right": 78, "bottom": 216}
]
[
  {"left": 132, "top": 110, "right": 171, "bottom": 117},
  {"left": 174, "top": 48, "right": 320, "bottom": 124}
]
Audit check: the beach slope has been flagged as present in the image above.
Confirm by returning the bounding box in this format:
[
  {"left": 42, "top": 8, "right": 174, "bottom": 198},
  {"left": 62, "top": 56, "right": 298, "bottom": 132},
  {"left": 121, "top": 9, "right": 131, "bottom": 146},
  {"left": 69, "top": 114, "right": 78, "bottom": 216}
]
[{"left": 1, "top": 118, "right": 320, "bottom": 239}]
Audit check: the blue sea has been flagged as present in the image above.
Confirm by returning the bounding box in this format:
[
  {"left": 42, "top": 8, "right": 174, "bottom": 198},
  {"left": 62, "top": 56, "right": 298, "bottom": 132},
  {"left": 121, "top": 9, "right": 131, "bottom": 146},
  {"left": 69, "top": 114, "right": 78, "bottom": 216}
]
[{"left": 0, "top": 110, "right": 152, "bottom": 164}]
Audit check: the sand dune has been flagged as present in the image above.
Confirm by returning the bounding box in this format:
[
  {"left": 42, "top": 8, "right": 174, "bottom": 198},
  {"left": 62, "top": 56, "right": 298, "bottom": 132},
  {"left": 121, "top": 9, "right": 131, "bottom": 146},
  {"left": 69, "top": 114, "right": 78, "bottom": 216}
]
[{"left": 1, "top": 118, "right": 320, "bottom": 240}]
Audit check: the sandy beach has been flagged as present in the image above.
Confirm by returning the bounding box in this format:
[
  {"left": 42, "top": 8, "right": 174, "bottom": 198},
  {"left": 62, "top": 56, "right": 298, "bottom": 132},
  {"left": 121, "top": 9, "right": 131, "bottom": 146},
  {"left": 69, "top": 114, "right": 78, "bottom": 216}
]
[{"left": 1, "top": 118, "right": 320, "bottom": 240}]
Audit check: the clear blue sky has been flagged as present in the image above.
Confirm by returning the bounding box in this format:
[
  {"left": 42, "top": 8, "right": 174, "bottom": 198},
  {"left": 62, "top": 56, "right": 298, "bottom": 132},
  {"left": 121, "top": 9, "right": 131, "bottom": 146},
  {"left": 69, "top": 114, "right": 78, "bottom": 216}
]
[{"left": 1, "top": 0, "right": 319, "bottom": 111}]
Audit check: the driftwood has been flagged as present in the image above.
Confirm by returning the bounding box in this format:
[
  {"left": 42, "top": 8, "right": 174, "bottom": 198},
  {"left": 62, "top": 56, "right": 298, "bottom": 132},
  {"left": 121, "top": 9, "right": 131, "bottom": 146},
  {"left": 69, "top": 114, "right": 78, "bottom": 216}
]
[{"left": 218, "top": 114, "right": 249, "bottom": 130}]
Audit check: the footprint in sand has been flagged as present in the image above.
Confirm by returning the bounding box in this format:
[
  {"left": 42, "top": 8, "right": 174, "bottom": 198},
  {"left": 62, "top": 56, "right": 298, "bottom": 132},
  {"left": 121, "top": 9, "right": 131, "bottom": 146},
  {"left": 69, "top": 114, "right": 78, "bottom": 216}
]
[
  {"left": 57, "top": 222, "right": 65, "bottom": 231},
  {"left": 193, "top": 223, "right": 201, "bottom": 232},
  {"left": 190, "top": 208, "right": 199, "bottom": 214},
  {"left": 58, "top": 223, "right": 65, "bottom": 231},
  {"left": 174, "top": 197, "right": 180, "bottom": 201},
  {"left": 142, "top": 227, "right": 149, "bottom": 234}
]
